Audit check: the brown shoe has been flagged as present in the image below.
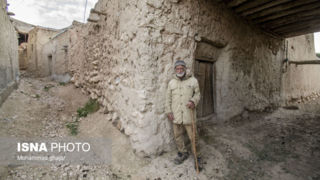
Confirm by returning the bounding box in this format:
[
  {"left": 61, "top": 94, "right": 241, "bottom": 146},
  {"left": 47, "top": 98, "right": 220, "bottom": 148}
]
[{"left": 174, "top": 152, "right": 189, "bottom": 165}]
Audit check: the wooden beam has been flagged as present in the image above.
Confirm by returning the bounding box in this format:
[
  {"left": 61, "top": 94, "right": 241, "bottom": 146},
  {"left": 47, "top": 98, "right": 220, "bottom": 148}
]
[
  {"left": 272, "top": 19, "right": 320, "bottom": 34},
  {"left": 248, "top": 0, "right": 318, "bottom": 20},
  {"left": 253, "top": 1, "right": 320, "bottom": 24},
  {"left": 90, "top": 9, "right": 107, "bottom": 16},
  {"left": 281, "top": 25, "right": 320, "bottom": 37},
  {"left": 87, "top": 18, "right": 98, "bottom": 23},
  {"left": 7, "top": 12, "right": 14, "bottom": 16},
  {"left": 227, "top": 0, "right": 249, "bottom": 8},
  {"left": 195, "top": 35, "right": 227, "bottom": 48},
  {"left": 195, "top": 56, "right": 217, "bottom": 63},
  {"left": 289, "top": 60, "right": 320, "bottom": 65},
  {"left": 240, "top": 0, "right": 291, "bottom": 16},
  {"left": 235, "top": 0, "right": 272, "bottom": 13},
  {"left": 260, "top": 9, "right": 320, "bottom": 29}
]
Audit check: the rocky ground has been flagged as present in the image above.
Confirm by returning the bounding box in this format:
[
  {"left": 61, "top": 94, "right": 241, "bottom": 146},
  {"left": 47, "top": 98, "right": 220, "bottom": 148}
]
[{"left": 0, "top": 73, "right": 319, "bottom": 180}]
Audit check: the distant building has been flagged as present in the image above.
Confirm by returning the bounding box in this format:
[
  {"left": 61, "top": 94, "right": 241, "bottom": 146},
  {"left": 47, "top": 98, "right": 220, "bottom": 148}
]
[
  {"left": 41, "top": 21, "right": 85, "bottom": 82},
  {"left": 26, "top": 26, "right": 60, "bottom": 76},
  {"left": 10, "top": 18, "right": 35, "bottom": 70}
]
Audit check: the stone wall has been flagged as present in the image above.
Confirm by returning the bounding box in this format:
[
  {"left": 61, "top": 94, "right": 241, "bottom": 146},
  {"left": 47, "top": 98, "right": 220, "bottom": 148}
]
[
  {"left": 0, "top": 0, "right": 19, "bottom": 106},
  {"left": 26, "top": 27, "right": 59, "bottom": 76},
  {"left": 68, "top": 0, "right": 288, "bottom": 156},
  {"left": 281, "top": 34, "right": 320, "bottom": 103}
]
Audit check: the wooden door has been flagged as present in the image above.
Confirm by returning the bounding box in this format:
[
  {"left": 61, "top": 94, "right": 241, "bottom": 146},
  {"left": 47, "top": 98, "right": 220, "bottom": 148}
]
[{"left": 194, "top": 60, "right": 215, "bottom": 120}]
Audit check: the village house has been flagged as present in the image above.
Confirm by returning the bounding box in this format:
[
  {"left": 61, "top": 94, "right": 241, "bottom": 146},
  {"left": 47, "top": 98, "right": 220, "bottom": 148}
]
[
  {"left": 41, "top": 21, "right": 85, "bottom": 82},
  {"left": 10, "top": 18, "right": 35, "bottom": 70},
  {"left": 26, "top": 26, "right": 60, "bottom": 76},
  {"left": 65, "top": 0, "right": 320, "bottom": 156}
]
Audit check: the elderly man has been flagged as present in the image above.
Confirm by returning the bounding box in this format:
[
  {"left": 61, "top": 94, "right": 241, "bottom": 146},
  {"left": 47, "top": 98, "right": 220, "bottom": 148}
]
[{"left": 165, "top": 60, "right": 202, "bottom": 169}]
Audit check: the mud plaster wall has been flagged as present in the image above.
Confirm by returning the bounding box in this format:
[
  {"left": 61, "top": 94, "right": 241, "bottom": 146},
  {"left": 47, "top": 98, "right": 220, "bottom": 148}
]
[
  {"left": 26, "top": 28, "right": 59, "bottom": 76},
  {"left": 18, "top": 43, "right": 28, "bottom": 70},
  {"left": 282, "top": 34, "right": 320, "bottom": 102},
  {"left": 70, "top": 0, "right": 285, "bottom": 156},
  {"left": 40, "top": 22, "right": 85, "bottom": 83},
  {"left": 0, "top": 0, "right": 19, "bottom": 106},
  {"left": 41, "top": 30, "right": 70, "bottom": 81}
]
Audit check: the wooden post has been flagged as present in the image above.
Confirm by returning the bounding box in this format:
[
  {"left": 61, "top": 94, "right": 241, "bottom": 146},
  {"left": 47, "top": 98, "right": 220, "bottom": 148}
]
[
  {"left": 190, "top": 109, "right": 199, "bottom": 174},
  {"left": 289, "top": 60, "right": 320, "bottom": 65},
  {"left": 87, "top": 18, "right": 98, "bottom": 23},
  {"left": 90, "top": 9, "right": 107, "bottom": 16}
]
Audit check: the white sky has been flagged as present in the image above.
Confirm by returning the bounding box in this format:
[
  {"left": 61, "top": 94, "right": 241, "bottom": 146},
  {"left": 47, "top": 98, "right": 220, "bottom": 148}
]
[
  {"left": 7, "top": 0, "right": 98, "bottom": 29},
  {"left": 315, "top": 32, "right": 320, "bottom": 53},
  {"left": 6, "top": 0, "right": 320, "bottom": 52}
]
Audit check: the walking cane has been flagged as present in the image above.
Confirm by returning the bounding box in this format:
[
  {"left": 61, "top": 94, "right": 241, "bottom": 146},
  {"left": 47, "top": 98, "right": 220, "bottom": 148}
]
[{"left": 190, "top": 109, "right": 200, "bottom": 174}]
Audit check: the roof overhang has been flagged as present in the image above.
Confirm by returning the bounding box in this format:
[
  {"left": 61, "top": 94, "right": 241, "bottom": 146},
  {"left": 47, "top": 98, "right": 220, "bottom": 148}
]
[{"left": 222, "top": 0, "right": 320, "bottom": 38}]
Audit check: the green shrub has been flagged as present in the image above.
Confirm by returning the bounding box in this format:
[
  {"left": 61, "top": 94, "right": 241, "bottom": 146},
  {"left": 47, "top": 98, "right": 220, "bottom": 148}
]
[
  {"left": 77, "top": 108, "right": 88, "bottom": 117},
  {"left": 77, "top": 99, "right": 99, "bottom": 117},
  {"left": 67, "top": 99, "right": 100, "bottom": 135},
  {"left": 66, "top": 120, "right": 79, "bottom": 135},
  {"left": 43, "top": 84, "right": 54, "bottom": 92}
]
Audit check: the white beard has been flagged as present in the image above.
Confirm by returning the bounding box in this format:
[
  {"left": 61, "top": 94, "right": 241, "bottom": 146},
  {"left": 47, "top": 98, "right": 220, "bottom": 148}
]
[{"left": 176, "top": 72, "right": 185, "bottom": 77}]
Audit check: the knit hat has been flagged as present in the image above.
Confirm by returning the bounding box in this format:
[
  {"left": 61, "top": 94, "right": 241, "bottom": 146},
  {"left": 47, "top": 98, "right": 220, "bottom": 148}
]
[{"left": 174, "top": 60, "right": 186, "bottom": 68}]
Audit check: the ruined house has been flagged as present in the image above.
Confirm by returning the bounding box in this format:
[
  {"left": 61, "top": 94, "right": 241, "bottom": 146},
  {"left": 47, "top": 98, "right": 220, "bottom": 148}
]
[
  {"left": 10, "top": 18, "right": 35, "bottom": 70},
  {"left": 0, "top": 0, "right": 19, "bottom": 106},
  {"left": 26, "top": 26, "right": 60, "bottom": 76},
  {"left": 24, "top": 0, "right": 320, "bottom": 157},
  {"left": 41, "top": 21, "right": 85, "bottom": 82}
]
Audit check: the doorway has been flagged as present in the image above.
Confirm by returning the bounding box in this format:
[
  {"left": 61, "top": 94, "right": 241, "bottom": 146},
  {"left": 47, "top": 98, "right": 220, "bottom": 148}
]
[
  {"left": 194, "top": 59, "right": 216, "bottom": 122},
  {"left": 48, "top": 55, "right": 53, "bottom": 76}
]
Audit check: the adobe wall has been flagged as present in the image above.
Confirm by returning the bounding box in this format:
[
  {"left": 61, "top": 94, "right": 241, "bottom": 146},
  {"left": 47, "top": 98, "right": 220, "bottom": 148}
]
[
  {"left": 39, "top": 21, "right": 86, "bottom": 82},
  {"left": 26, "top": 27, "right": 59, "bottom": 76},
  {"left": 281, "top": 34, "right": 320, "bottom": 103},
  {"left": 0, "top": 0, "right": 19, "bottom": 106},
  {"left": 69, "top": 0, "right": 286, "bottom": 156},
  {"left": 41, "top": 30, "right": 69, "bottom": 81},
  {"left": 18, "top": 43, "right": 28, "bottom": 70}
]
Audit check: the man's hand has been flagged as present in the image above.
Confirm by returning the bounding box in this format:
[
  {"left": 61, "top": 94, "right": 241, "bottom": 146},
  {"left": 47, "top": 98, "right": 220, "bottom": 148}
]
[
  {"left": 167, "top": 113, "right": 174, "bottom": 121},
  {"left": 186, "top": 101, "right": 195, "bottom": 109}
]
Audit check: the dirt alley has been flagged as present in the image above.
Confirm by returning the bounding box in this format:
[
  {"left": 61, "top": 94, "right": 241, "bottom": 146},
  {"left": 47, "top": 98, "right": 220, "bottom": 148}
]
[{"left": 0, "top": 73, "right": 319, "bottom": 180}]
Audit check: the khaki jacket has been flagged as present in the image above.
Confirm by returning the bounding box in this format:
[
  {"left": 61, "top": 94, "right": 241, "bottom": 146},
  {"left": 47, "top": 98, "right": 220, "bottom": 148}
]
[{"left": 165, "top": 70, "right": 201, "bottom": 124}]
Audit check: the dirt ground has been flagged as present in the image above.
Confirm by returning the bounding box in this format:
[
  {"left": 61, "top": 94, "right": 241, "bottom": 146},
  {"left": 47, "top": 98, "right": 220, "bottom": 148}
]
[{"left": 0, "top": 74, "right": 319, "bottom": 180}]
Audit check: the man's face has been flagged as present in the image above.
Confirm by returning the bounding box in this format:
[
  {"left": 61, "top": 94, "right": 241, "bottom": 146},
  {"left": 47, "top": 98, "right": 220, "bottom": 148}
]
[{"left": 175, "top": 65, "right": 186, "bottom": 77}]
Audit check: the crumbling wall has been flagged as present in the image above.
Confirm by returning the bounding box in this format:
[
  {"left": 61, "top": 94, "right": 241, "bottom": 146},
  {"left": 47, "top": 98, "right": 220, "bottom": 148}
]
[
  {"left": 26, "top": 27, "right": 59, "bottom": 76},
  {"left": 39, "top": 21, "right": 86, "bottom": 82},
  {"left": 41, "top": 29, "right": 70, "bottom": 81},
  {"left": 70, "top": 0, "right": 286, "bottom": 156},
  {"left": 18, "top": 42, "right": 28, "bottom": 70},
  {"left": 281, "top": 34, "right": 320, "bottom": 103},
  {"left": 0, "top": 0, "right": 19, "bottom": 106}
]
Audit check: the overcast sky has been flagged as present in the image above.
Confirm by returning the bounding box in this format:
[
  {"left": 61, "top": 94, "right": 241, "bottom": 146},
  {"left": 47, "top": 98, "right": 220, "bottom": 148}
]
[
  {"left": 6, "top": 0, "right": 320, "bottom": 53},
  {"left": 7, "top": 0, "right": 98, "bottom": 29}
]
